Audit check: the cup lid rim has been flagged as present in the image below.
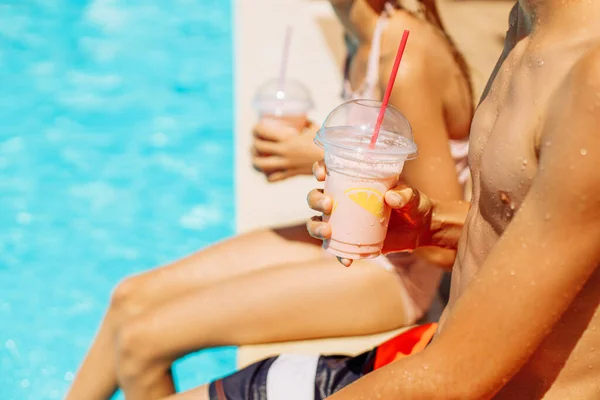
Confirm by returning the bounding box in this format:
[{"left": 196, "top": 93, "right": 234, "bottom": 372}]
[{"left": 315, "top": 126, "right": 418, "bottom": 160}]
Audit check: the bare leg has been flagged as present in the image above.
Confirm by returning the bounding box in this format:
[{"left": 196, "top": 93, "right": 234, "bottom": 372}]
[
  {"left": 116, "top": 259, "right": 410, "bottom": 399},
  {"left": 67, "top": 225, "right": 321, "bottom": 400},
  {"left": 162, "top": 385, "right": 209, "bottom": 400}
]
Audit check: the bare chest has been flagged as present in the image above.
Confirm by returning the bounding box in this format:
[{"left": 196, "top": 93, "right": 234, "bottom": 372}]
[{"left": 468, "top": 64, "right": 556, "bottom": 233}]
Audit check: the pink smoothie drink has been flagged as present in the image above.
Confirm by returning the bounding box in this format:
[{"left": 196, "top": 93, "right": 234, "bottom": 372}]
[
  {"left": 257, "top": 102, "right": 309, "bottom": 131},
  {"left": 260, "top": 114, "right": 308, "bottom": 131},
  {"left": 315, "top": 100, "right": 417, "bottom": 260},
  {"left": 323, "top": 166, "right": 400, "bottom": 259},
  {"left": 253, "top": 79, "right": 313, "bottom": 132}
]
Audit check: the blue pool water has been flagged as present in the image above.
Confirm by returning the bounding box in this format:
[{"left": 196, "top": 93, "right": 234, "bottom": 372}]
[{"left": 0, "top": 1, "right": 236, "bottom": 399}]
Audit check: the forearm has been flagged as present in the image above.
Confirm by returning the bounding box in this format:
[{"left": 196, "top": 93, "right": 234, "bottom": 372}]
[
  {"left": 327, "top": 351, "right": 458, "bottom": 400},
  {"left": 428, "top": 199, "right": 470, "bottom": 250}
]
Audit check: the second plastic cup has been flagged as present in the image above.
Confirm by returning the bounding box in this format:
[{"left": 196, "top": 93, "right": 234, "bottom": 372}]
[
  {"left": 314, "top": 99, "right": 417, "bottom": 260},
  {"left": 252, "top": 78, "right": 313, "bottom": 131}
]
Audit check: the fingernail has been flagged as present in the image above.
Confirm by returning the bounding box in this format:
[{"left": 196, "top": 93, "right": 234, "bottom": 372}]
[
  {"left": 388, "top": 189, "right": 411, "bottom": 207},
  {"left": 320, "top": 198, "right": 331, "bottom": 211},
  {"left": 387, "top": 191, "right": 403, "bottom": 207},
  {"left": 314, "top": 225, "right": 323, "bottom": 238}
]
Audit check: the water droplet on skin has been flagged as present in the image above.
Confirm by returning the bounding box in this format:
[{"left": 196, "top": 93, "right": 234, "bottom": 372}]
[
  {"left": 422, "top": 364, "right": 429, "bottom": 370},
  {"left": 581, "top": 148, "right": 588, "bottom": 155},
  {"left": 544, "top": 213, "right": 551, "bottom": 221},
  {"left": 522, "top": 243, "right": 527, "bottom": 248},
  {"left": 545, "top": 140, "right": 552, "bottom": 147},
  {"left": 510, "top": 270, "right": 516, "bottom": 276},
  {"left": 537, "top": 60, "right": 545, "bottom": 67}
]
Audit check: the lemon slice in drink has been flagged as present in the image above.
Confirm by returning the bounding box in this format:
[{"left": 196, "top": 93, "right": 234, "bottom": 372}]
[{"left": 344, "top": 187, "right": 385, "bottom": 218}]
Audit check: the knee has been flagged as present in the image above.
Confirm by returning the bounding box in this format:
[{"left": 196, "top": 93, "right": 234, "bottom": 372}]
[
  {"left": 116, "top": 316, "right": 156, "bottom": 380},
  {"left": 110, "top": 276, "right": 145, "bottom": 323}
]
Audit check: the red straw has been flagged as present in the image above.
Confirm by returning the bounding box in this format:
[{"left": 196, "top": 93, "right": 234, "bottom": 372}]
[{"left": 369, "top": 30, "right": 410, "bottom": 149}]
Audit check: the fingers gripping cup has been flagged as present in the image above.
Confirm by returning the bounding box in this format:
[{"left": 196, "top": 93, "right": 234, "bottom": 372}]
[
  {"left": 252, "top": 79, "right": 313, "bottom": 131},
  {"left": 314, "top": 99, "right": 417, "bottom": 260}
]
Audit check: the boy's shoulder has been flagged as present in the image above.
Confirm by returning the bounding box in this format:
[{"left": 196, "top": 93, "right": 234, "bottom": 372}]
[
  {"left": 567, "top": 42, "right": 600, "bottom": 96},
  {"left": 548, "top": 42, "right": 600, "bottom": 127}
]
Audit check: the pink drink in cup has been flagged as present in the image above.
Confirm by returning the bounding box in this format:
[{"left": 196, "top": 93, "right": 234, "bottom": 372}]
[
  {"left": 314, "top": 99, "right": 417, "bottom": 259},
  {"left": 252, "top": 78, "right": 313, "bottom": 132}
]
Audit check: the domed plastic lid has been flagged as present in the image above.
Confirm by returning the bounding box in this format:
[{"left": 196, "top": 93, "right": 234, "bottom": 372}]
[
  {"left": 315, "top": 99, "right": 417, "bottom": 162},
  {"left": 252, "top": 78, "right": 313, "bottom": 116}
]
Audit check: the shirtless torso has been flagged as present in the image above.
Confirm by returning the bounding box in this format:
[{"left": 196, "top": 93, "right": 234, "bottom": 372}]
[
  {"left": 438, "top": 2, "right": 600, "bottom": 398},
  {"left": 315, "top": 2, "right": 599, "bottom": 399},
  {"left": 219, "top": 0, "right": 600, "bottom": 394}
]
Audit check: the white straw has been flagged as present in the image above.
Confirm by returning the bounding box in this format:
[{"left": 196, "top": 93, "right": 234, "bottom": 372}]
[{"left": 277, "top": 26, "right": 293, "bottom": 92}]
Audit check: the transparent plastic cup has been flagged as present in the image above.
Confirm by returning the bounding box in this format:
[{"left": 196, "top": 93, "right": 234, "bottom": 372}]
[
  {"left": 314, "top": 99, "right": 417, "bottom": 260},
  {"left": 252, "top": 78, "right": 313, "bottom": 131}
]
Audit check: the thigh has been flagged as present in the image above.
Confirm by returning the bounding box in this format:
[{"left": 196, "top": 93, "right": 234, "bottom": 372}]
[
  {"left": 200, "top": 323, "right": 438, "bottom": 400},
  {"left": 207, "top": 351, "right": 377, "bottom": 400},
  {"left": 129, "top": 259, "right": 410, "bottom": 357},
  {"left": 123, "top": 224, "right": 322, "bottom": 309}
]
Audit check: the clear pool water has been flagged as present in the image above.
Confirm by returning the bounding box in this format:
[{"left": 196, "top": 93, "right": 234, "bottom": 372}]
[{"left": 0, "top": 1, "right": 236, "bottom": 399}]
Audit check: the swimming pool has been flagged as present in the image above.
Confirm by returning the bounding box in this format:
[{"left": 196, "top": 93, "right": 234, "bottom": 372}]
[{"left": 0, "top": 1, "right": 236, "bottom": 398}]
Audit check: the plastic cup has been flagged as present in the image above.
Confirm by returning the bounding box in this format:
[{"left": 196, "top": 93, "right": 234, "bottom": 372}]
[
  {"left": 252, "top": 78, "right": 313, "bottom": 131},
  {"left": 314, "top": 99, "right": 417, "bottom": 260}
]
